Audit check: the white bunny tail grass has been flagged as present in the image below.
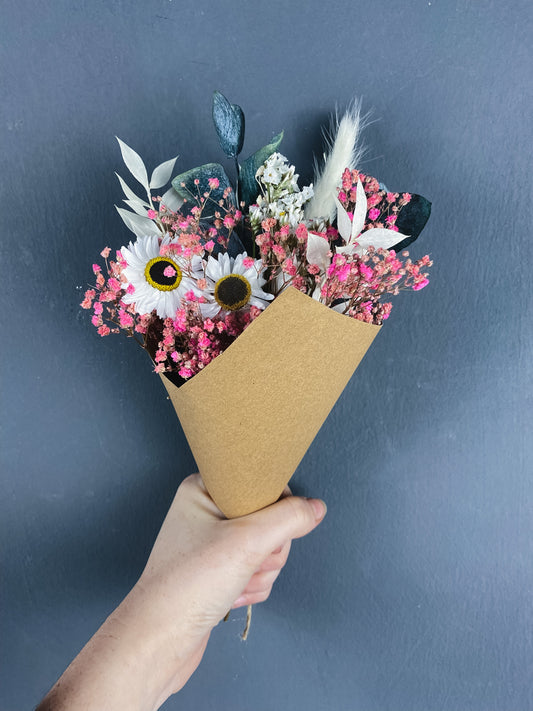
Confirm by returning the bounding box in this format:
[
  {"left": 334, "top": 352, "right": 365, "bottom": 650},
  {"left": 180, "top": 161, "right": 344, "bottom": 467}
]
[{"left": 305, "top": 99, "right": 368, "bottom": 223}]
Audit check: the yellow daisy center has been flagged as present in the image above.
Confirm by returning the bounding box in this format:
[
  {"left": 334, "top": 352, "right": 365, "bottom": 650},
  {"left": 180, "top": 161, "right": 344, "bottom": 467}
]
[
  {"left": 144, "top": 257, "right": 182, "bottom": 291},
  {"left": 214, "top": 274, "right": 252, "bottom": 311}
]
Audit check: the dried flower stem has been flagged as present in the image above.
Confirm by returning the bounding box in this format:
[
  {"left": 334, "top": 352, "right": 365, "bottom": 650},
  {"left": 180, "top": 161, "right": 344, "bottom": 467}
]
[{"left": 241, "top": 604, "right": 252, "bottom": 641}]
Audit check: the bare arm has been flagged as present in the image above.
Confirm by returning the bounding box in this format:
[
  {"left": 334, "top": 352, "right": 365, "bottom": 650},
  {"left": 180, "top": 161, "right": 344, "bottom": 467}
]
[{"left": 37, "top": 474, "right": 327, "bottom": 711}]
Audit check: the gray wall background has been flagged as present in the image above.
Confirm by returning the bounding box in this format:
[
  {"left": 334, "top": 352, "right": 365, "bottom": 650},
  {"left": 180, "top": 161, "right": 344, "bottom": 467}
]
[{"left": 1, "top": 1, "right": 532, "bottom": 709}]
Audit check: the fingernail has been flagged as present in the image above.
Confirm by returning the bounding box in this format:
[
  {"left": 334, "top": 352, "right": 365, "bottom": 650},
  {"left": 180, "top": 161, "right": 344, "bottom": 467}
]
[
  {"left": 309, "top": 498, "right": 327, "bottom": 520},
  {"left": 232, "top": 595, "right": 247, "bottom": 608}
]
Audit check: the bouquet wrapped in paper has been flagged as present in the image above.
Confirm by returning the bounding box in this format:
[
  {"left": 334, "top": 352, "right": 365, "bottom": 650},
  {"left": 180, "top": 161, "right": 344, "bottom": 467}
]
[{"left": 82, "top": 92, "right": 432, "bottom": 519}]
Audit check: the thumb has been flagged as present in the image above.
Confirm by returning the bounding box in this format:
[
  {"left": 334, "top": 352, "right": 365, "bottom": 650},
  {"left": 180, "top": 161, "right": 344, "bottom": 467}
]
[{"left": 238, "top": 495, "right": 327, "bottom": 558}]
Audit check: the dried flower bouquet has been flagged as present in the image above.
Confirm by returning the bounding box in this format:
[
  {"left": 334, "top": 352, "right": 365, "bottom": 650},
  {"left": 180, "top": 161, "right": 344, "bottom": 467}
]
[{"left": 82, "top": 92, "right": 432, "bottom": 518}]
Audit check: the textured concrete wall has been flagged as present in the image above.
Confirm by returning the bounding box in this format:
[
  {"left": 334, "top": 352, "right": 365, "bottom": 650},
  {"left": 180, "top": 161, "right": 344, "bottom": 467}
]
[{"left": 1, "top": 1, "right": 532, "bottom": 709}]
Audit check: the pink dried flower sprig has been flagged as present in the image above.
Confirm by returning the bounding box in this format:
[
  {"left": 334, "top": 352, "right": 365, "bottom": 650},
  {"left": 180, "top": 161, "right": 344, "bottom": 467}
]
[
  {"left": 150, "top": 294, "right": 262, "bottom": 379},
  {"left": 338, "top": 168, "right": 412, "bottom": 233},
  {"left": 319, "top": 249, "right": 432, "bottom": 324},
  {"left": 155, "top": 180, "right": 241, "bottom": 253},
  {"left": 82, "top": 250, "right": 140, "bottom": 340},
  {"left": 254, "top": 218, "right": 313, "bottom": 294},
  {"left": 81, "top": 249, "right": 263, "bottom": 381},
  {"left": 252, "top": 197, "right": 432, "bottom": 325}
]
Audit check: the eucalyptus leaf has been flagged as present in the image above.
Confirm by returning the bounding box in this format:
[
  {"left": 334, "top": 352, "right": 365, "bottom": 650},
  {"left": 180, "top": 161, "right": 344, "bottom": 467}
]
[
  {"left": 209, "top": 228, "right": 246, "bottom": 259},
  {"left": 239, "top": 130, "right": 284, "bottom": 207},
  {"left": 115, "top": 206, "right": 160, "bottom": 238},
  {"left": 116, "top": 138, "right": 149, "bottom": 190},
  {"left": 212, "top": 91, "right": 245, "bottom": 159},
  {"left": 172, "top": 163, "right": 235, "bottom": 218},
  {"left": 115, "top": 173, "right": 150, "bottom": 207},
  {"left": 226, "top": 231, "right": 246, "bottom": 259},
  {"left": 150, "top": 156, "right": 178, "bottom": 190},
  {"left": 392, "top": 194, "right": 432, "bottom": 251},
  {"left": 160, "top": 186, "right": 184, "bottom": 213}
]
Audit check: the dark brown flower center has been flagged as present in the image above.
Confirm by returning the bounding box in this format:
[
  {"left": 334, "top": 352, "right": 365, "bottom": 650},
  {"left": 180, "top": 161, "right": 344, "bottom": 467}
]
[{"left": 214, "top": 274, "right": 251, "bottom": 310}]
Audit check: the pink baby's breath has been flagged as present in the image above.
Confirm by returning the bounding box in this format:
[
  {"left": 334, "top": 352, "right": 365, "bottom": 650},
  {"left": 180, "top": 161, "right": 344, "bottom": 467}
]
[
  {"left": 412, "top": 278, "right": 429, "bottom": 291},
  {"left": 163, "top": 265, "right": 177, "bottom": 278}
]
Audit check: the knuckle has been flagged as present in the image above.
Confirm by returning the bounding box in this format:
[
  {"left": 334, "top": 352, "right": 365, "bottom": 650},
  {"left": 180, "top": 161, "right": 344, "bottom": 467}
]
[
  {"left": 182, "top": 473, "right": 201, "bottom": 488},
  {"left": 284, "top": 496, "right": 312, "bottom": 530}
]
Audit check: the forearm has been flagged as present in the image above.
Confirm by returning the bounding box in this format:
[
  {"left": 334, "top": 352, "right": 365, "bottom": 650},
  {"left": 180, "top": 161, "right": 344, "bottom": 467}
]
[
  {"left": 36, "top": 476, "right": 326, "bottom": 710},
  {"left": 37, "top": 584, "right": 203, "bottom": 711}
]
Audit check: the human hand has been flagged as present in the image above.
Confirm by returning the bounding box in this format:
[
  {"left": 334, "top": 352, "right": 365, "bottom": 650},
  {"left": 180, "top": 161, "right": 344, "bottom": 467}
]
[
  {"left": 130, "top": 474, "right": 327, "bottom": 702},
  {"left": 38, "top": 474, "right": 326, "bottom": 711}
]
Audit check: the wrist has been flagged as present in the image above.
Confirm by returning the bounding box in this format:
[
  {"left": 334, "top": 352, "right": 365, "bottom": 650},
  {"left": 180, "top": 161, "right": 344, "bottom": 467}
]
[{"left": 110, "top": 581, "right": 205, "bottom": 708}]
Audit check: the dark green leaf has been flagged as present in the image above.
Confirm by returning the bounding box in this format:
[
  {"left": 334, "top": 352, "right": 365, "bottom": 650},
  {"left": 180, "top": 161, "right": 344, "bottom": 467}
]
[
  {"left": 239, "top": 131, "right": 284, "bottom": 207},
  {"left": 212, "top": 91, "right": 245, "bottom": 159},
  {"left": 227, "top": 231, "right": 246, "bottom": 258},
  {"left": 393, "top": 194, "right": 432, "bottom": 250},
  {"left": 171, "top": 163, "right": 235, "bottom": 218}
]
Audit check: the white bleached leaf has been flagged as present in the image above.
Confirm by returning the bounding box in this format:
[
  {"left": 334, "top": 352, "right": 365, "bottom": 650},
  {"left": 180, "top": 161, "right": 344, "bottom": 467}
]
[
  {"left": 115, "top": 206, "right": 160, "bottom": 238},
  {"left": 334, "top": 196, "right": 353, "bottom": 243},
  {"left": 350, "top": 227, "right": 410, "bottom": 254},
  {"left": 350, "top": 179, "right": 367, "bottom": 242},
  {"left": 115, "top": 173, "right": 150, "bottom": 207},
  {"left": 306, "top": 232, "right": 331, "bottom": 273},
  {"left": 334, "top": 180, "right": 367, "bottom": 246},
  {"left": 123, "top": 199, "right": 150, "bottom": 217},
  {"left": 160, "top": 186, "right": 184, "bottom": 212},
  {"left": 116, "top": 137, "right": 149, "bottom": 190},
  {"left": 332, "top": 301, "right": 347, "bottom": 313},
  {"left": 149, "top": 156, "right": 178, "bottom": 190}
]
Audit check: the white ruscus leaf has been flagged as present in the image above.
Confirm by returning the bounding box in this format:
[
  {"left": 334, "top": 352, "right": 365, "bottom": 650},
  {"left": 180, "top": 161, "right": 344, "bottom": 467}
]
[
  {"left": 150, "top": 156, "right": 178, "bottom": 190},
  {"left": 115, "top": 173, "right": 150, "bottom": 207},
  {"left": 160, "top": 187, "right": 184, "bottom": 212},
  {"left": 123, "top": 199, "right": 149, "bottom": 217},
  {"left": 334, "top": 196, "right": 353, "bottom": 243},
  {"left": 349, "top": 179, "right": 367, "bottom": 242},
  {"left": 306, "top": 232, "right": 331, "bottom": 273},
  {"left": 116, "top": 137, "right": 149, "bottom": 190},
  {"left": 115, "top": 206, "right": 160, "bottom": 238},
  {"left": 352, "top": 228, "right": 410, "bottom": 253}
]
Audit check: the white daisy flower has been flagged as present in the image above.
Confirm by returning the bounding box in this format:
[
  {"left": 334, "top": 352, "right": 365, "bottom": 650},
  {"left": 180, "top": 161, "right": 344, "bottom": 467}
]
[
  {"left": 199, "top": 252, "right": 274, "bottom": 318},
  {"left": 120, "top": 234, "right": 202, "bottom": 319}
]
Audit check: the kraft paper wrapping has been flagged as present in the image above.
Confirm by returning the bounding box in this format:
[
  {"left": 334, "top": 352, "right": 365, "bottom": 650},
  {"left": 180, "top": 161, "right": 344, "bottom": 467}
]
[{"left": 160, "top": 287, "right": 380, "bottom": 518}]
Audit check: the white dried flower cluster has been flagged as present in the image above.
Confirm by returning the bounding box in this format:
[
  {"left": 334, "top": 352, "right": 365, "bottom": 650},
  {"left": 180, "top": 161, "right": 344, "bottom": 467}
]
[{"left": 250, "top": 153, "right": 314, "bottom": 230}]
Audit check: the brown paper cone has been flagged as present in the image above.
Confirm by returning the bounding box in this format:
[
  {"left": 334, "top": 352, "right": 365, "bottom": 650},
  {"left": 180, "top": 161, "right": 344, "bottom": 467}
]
[{"left": 160, "top": 287, "right": 380, "bottom": 518}]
